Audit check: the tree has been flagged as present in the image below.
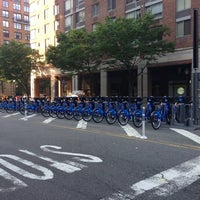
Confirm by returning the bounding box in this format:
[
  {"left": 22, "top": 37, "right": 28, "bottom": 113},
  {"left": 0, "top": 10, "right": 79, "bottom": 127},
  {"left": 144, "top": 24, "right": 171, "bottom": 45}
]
[
  {"left": 94, "top": 13, "right": 175, "bottom": 96},
  {"left": 46, "top": 28, "right": 101, "bottom": 94},
  {"left": 0, "top": 41, "right": 42, "bottom": 95}
]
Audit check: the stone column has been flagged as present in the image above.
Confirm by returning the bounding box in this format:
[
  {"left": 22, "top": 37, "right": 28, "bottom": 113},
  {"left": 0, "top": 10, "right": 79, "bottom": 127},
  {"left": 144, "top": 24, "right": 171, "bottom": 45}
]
[
  {"left": 137, "top": 62, "right": 148, "bottom": 98},
  {"left": 50, "top": 76, "right": 56, "bottom": 100},
  {"left": 72, "top": 75, "right": 78, "bottom": 91},
  {"left": 30, "top": 70, "right": 36, "bottom": 98},
  {"left": 100, "top": 70, "right": 107, "bottom": 97}
]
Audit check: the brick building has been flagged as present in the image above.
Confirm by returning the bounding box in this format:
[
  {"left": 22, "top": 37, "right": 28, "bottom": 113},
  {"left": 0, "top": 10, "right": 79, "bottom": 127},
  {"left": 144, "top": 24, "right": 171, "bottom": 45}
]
[
  {"left": 30, "top": 0, "right": 200, "bottom": 99},
  {"left": 0, "top": 0, "right": 30, "bottom": 97}
]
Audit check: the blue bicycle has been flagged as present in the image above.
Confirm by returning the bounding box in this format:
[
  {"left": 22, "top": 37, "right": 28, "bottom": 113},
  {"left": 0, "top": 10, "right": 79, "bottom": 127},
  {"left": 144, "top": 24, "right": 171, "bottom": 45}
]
[
  {"left": 118, "top": 97, "right": 142, "bottom": 126},
  {"left": 150, "top": 96, "right": 172, "bottom": 130},
  {"left": 132, "top": 96, "right": 155, "bottom": 128}
]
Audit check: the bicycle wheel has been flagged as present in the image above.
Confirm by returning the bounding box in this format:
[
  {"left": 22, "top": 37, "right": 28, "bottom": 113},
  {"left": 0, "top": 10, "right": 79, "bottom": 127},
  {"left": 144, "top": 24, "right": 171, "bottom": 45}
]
[
  {"left": 151, "top": 111, "right": 161, "bottom": 130},
  {"left": 57, "top": 110, "right": 65, "bottom": 119},
  {"left": 82, "top": 108, "right": 93, "bottom": 122},
  {"left": 132, "top": 110, "right": 142, "bottom": 128},
  {"left": 41, "top": 108, "right": 50, "bottom": 117},
  {"left": 73, "top": 108, "right": 82, "bottom": 121},
  {"left": 92, "top": 108, "right": 104, "bottom": 123},
  {"left": 118, "top": 110, "right": 129, "bottom": 126},
  {"left": 166, "top": 111, "right": 172, "bottom": 125},
  {"left": 106, "top": 110, "right": 117, "bottom": 125},
  {"left": 64, "top": 109, "right": 74, "bottom": 120},
  {"left": 50, "top": 110, "right": 57, "bottom": 118}
]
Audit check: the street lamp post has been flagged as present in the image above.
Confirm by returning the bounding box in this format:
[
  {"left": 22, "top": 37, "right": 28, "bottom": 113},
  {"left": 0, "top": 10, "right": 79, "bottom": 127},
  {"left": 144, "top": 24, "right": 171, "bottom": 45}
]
[{"left": 193, "top": 9, "right": 200, "bottom": 125}]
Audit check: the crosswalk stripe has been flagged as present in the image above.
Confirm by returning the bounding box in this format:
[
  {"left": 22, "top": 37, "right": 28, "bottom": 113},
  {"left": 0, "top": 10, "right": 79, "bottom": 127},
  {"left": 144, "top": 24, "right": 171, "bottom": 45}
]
[
  {"left": 42, "top": 117, "right": 56, "bottom": 124},
  {"left": 76, "top": 119, "right": 87, "bottom": 129},
  {"left": 101, "top": 155, "right": 200, "bottom": 199},
  {"left": 19, "top": 114, "right": 37, "bottom": 121},
  {"left": 170, "top": 128, "right": 200, "bottom": 145},
  {"left": 120, "top": 124, "right": 141, "bottom": 138},
  {"left": 3, "top": 113, "right": 20, "bottom": 118}
]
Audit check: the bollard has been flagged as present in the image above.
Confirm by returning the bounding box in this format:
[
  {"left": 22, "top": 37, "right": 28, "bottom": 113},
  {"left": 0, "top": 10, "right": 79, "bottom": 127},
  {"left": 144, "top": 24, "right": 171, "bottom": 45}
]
[
  {"left": 23, "top": 96, "right": 28, "bottom": 121},
  {"left": 141, "top": 106, "right": 147, "bottom": 139}
]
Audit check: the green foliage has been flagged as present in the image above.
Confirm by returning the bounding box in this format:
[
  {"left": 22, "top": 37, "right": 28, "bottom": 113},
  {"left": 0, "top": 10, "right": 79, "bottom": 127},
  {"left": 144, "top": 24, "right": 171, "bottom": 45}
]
[
  {"left": 93, "top": 13, "right": 175, "bottom": 96},
  {"left": 94, "top": 13, "right": 175, "bottom": 70},
  {"left": 0, "top": 41, "right": 42, "bottom": 95},
  {"left": 46, "top": 28, "right": 101, "bottom": 73}
]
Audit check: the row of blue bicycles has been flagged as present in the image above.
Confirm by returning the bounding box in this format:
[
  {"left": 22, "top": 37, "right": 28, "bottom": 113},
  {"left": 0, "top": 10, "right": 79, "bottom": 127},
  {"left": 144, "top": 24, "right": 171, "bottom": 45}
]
[{"left": 0, "top": 96, "right": 188, "bottom": 130}]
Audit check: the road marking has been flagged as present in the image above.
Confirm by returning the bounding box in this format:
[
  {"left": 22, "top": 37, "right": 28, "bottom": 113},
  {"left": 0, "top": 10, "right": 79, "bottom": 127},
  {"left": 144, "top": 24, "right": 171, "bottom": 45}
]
[
  {"left": 120, "top": 124, "right": 142, "bottom": 138},
  {"left": 43, "top": 117, "right": 56, "bottom": 124},
  {"left": 3, "top": 113, "right": 20, "bottom": 118},
  {"left": 76, "top": 119, "right": 87, "bottom": 129},
  {"left": 20, "top": 149, "right": 82, "bottom": 173},
  {"left": 0, "top": 155, "right": 53, "bottom": 180},
  {"left": 0, "top": 167, "right": 28, "bottom": 192},
  {"left": 101, "top": 155, "right": 200, "bottom": 199},
  {"left": 170, "top": 128, "right": 200, "bottom": 145},
  {"left": 40, "top": 145, "right": 103, "bottom": 163},
  {"left": 19, "top": 114, "right": 37, "bottom": 120}
]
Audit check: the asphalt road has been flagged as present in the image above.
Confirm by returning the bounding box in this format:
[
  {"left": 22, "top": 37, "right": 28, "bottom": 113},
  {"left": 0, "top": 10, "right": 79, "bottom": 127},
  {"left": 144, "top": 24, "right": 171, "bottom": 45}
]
[{"left": 0, "top": 112, "right": 199, "bottom": 200}]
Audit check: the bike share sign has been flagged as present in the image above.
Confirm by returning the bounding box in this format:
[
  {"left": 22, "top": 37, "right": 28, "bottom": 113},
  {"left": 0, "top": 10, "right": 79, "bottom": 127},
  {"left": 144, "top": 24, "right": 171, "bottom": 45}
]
[{"left": 0, "top": 145, "right": 103, "bottom": 192}]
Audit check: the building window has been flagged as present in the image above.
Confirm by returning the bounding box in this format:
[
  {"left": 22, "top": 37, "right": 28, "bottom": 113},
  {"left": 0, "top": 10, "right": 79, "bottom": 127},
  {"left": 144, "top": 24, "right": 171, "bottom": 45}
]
[
  {"left": 176, "top": 0, "right": 191, "bottom": 12},
  {"left": 2, "top": 10, "right": 9, "bottom": 18},
  {"left": 14, "top": 23, "right": 22, "bottom": 30},
  {"left": 14, "top": 3, "right": 21, "bottom": 10},
  {"left": 44, "top": 24, "right": 49, "bottom": 34},
  {"left": 24, "top": 15, "right": 29, "bottom": 23},
  {"left": 76, "top": 0, "right": 85, "bottom": 10},
  {"left": 24, "top": 5, "right": 30, "bottom": 13},
  {"left": 126, "top": 0, "right": 140, "bottom": 9},
  {"left": 76, "top": 10, "right": 85, "bottom": 27},
  {"left": 24, "top": 25, "right": 30, "bottom": 31},
  {"left": 3, "top": 40, "right": 9, "bottom": 45},
  {"left": 65, "top": 0, "right": 73, "bottom": 11},
  {"left": 108, "top": 0, "right": 116, "bottom": 11},
  {"left": 3, "top": 20, "right": 9, "bottom": 27},
  {"left": 44, "top": 8, "right": 49, "bottom": 20},
  {"left": 146, "top": 2, "right": 163, "bottom": 19},
  {"left": 14, "top": 13, "right": 22, "bottom": 22},
  {"left": 126, "top": 9, "right": 141, "bottom": 19},
  {"left": 65, "top": 15, "right": 72, "bottom": 30},
  {"left": 25, "top": 34, "right": 30, "bottom": 41},
  {"left": 30, "top": 29, "right": 36, "bottom": 40},
  {"left": 92, "top": 3, "right": 99, "bottom": 17},
  {"left": 44, "top": 0, "right": 49, "bottom": 5},
  {"left": 14, "top": 32, "right": 22, "bottom": 39},
  {"left": 3, "top": 30, "right": 9, "bottom": 37},
  {"left": 3, "top": 1, "right": 9, "bottom": 8},
  {"left": 45, "top": 38, "right": 50, "bottom": 50},
  {"left": 176, "top": 19, "right": 191, "bottom": 37}
]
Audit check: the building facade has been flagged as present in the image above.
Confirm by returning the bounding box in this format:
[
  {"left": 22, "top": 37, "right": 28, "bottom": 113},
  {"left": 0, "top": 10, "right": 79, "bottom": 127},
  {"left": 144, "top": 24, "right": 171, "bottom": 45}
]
[
  {"left": 0, "top": 0, "right": 30, "bottom": 97},
  {"left": 30, "top": 0, "right": 200, "bottom": 100}
]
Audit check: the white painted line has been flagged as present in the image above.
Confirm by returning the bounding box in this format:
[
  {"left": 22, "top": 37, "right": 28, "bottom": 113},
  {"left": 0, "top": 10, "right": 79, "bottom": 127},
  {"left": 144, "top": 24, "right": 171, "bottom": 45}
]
[
  {"left": 19, "top": 114, "right": 37, "bottom": 120},
  {"left": 120, "top": 124, "right": 142, "bottom": 138},
  {"left": 0, "top": 155, "right": 53, "bottom": 180},
  {"left": 0, "top": 167, "right": 28, "bottom": 192},
  {"left": 43, "top": 117, "right": 56, "bottom": 124},
  {"left": 101, "top": 155, "right": 200, "bottom": 199},
  {"left": 170, "top": 128, "right": 200, "bottom": 145},
  {"left": 3, "top": 112, "right": 20, "bottom": 118},
  {"left": 20, "top": 149, "right": 81, "bottom": 174},
  {"left": 76, "top": 119, "right": 87, "bottom": 129}
]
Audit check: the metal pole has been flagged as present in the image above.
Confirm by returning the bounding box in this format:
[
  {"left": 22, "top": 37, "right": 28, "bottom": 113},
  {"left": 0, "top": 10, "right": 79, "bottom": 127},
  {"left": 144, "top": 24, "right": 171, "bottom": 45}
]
[
  {"left": 193, "top": 9, "right": 199, "bottom": 125},
  {"left": 24, "top": 96, "right": 28, "bottom": 121},
  {"left": 141, "top": 106, "right": 147, "bottom": 139}
]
